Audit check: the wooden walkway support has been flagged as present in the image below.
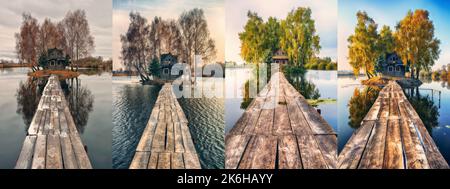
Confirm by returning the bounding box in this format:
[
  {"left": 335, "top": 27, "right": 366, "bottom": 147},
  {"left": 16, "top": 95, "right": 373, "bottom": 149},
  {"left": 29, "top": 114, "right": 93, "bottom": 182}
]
[
  {"left": 130, "top": 83, "right": 201, "bottom": 169},
  {"left": 339, "top": 81, "right": 449, "bottom": 169},
  {"left": 15, "top": 75, "right": 92, "bottom": 169},
  {"left": 226, "top": 72, "right": 337, "bottom": 169}
]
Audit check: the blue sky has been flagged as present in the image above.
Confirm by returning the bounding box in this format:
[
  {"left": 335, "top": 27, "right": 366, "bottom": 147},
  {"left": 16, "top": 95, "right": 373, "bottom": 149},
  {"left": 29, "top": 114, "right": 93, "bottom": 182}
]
[
  {"left": 225, "top": 0, "right": 337, "bottom": 63},
  {"left": 112, "top": 0, "right": 224, "bottom": 70},
  {"left": 339, "top": 0, "right": 450, "bottom": 71}
]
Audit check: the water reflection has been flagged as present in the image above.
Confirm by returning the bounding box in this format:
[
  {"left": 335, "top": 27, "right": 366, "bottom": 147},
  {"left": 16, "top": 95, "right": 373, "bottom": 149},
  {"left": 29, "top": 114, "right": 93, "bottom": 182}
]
[
  {"left": 286, "top": 73, "right": 321, "bottom": 100},
  {"left": 404, "top": 87, "right": 439, "bottom": 133},
  {"left": 240, "top": 72, "right": 321, "bottom": 109},
  {"left": 16, "top": 76, "right": 94, "bottom": 134},
  {"left": 348, "top": 86, "right": 380, "bottom": 129},
  {"left": 15, "top": 77, "right": 42, "bottom": 129}
]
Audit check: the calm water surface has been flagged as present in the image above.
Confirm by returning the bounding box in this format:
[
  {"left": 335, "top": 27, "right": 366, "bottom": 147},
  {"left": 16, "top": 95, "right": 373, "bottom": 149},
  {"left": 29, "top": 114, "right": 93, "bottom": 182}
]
[{"left": 0, "top": 67, "right": 112, "bottom": 168}]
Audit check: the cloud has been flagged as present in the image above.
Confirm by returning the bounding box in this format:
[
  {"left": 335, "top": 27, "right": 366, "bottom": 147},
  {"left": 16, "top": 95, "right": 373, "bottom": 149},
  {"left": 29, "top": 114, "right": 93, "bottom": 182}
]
[{"left": 0, "top": 0, "right": 112, "bottom": 61}]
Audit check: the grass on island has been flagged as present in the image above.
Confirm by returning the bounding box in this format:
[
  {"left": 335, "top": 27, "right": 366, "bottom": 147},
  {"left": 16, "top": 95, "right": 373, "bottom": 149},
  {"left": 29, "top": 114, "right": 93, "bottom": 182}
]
[
  {"left": 28, "top": 70, "right": 80, "bottom": 79},
  {"left": 361, "top": 76, "right": 389, "bottom": 86},
  {"left": 307, "top": 98, "right": 337, "bottom": 106}
]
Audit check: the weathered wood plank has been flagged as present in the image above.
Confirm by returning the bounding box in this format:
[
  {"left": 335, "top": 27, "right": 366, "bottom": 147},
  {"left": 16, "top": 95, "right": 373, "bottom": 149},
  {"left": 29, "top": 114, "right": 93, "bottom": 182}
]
[
  {"left": 129, "top": 152, "right": 150, "bottom": 169},
  {"left": 46, "top": 134, "right": 63, "bottom": 169},
  {"left": 278, "top": 135, "right": 302, "bottom": 169},
  {"left": 297, "top": 135, "right": 328, "bottom": 169},
  {"left": 172, "top": 153, "right": 185, "bottom": 169},
  {"left": 338, "top": 121, "right": 375, "bottom": 169},
  {"left": 15, "top": 136, "right": 37, "bottom": 169},
  {"left": 225, "top": 134, "right": 251, "bottom": 169},
  {"left": 31, "top": 135, "right": 47, "bottom": 169},
  {"left": 60, "top": 135, "right": 78, "bottom": 169},
  {"left": 398, "top": 101, "right": 429, "bottom": 169},
  {"left": 157, "top": 153, "right": 171, "bottom": 169},
  {"left": 383, "top": 118, "right": 404, "bottom": 169}
]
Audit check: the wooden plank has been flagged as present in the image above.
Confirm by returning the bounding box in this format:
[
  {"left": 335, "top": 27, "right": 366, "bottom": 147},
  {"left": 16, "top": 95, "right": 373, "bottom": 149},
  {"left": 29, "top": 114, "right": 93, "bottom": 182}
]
[
  {"left": 172, "top": 153, "right": 185, "bottom": 169},
  {"left": 297, "top": 135, "right": 328, "bottom": 169},
  {"left": 31, "top": 135, "right": 47, "bottom": 169},
  {"left": 151, "top": 122, "right": 167, "bottom": 152},
  {"left": 238, "top": 135, "right": 277, "bottom": 169},
  {"left": 225, "top": 134, "right": 251, "bottom": 169},
  {"left": 46, "top": 134, "right": 63, "bottom": 169},
  {"left": 315, "top": 134, "right": 338, "bottom": 169},
  {"left": 273, "top": 95, "right": 292, "bottom": 136},
  {"left": 69, "top": 132, "right": 92, "bottom": 169},
  {"left": 184, "top": 152, "right": 201, "bottom": 169},
  {"left": 129, "top": 152, "right": 150, "bottom": 169},
  {"left": 285, "top": 95, "right": 312, "bottom": 135},
  {"left": 278, "top": 135, "right": 302, "bottom": 169},
  {"left": 166, "top": 122, "right": 175, "bottom": 152},
  {"left": 15, "top": 136, "right": 37, "bottom": 169},
  {"left": 383, "top": 118, "right": 404, "bottom": 169},
  {"left": 338, "top": 121, "right": 375, "bottom": 169},
  {"left": 358, "top": 97, "right": 389, "bottom": 169},
  {"left": 174, "top": 123, "right": 184, "bottom": 153},
  {"left": 60, "top": 135, "right": 78, "bottom": 169},
  {"left": 135, "top": 110, "right": 159, "bottom": 152},
  {"left": 27, "top": 110, "right": 43, "bottom": 135},
  {"left": 147, "top": 152, "right": 158, "bottom": 169},
  {"left": 398, "top": 101, "right": 429, "bottom": 169}
]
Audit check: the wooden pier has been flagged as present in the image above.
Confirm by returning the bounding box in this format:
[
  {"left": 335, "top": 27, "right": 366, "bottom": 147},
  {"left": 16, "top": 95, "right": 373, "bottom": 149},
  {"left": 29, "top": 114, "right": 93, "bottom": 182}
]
[
  {"left": 130, "top": 83, "right": 201, "bottom": 169},
  {"left": 15, "top": 75, "right": 92, "bottom": 169},
  {"left": 226, "top": 72, "right": 337, "bottom": 169},
  {"left": 339, "top": 81, "right": 449, "bottom": 169}
]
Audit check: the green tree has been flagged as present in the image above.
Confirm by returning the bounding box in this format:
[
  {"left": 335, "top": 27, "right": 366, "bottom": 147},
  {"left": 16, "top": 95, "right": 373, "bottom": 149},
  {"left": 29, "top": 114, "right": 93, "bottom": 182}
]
[
  {"left": 318, "top": 62, "right": 327, "bottom": 70},
  {"left": 148, "top": 58, "right": 161, "bottom": 78},
  {"left": 395, "top": 10, "right": 440, "bottom": 79},
  {"left": 239, "top": 11, "right": 265, "bottom": 64},
  {"left": 378, "top": 25, "right": 395, "bottom": 57},
  {"left": 261, "top": 17, "right": 281, "bottom": 63},
  {"left": 280, "top": 7, "right": 320, "bottom": 67},
  {"left": 348, "top": 11, "right": 379, "bottom": 78}
]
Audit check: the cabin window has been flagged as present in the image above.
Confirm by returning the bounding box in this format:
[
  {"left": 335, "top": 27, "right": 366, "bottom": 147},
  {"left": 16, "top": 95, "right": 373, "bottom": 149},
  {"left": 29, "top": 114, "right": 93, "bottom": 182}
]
[
  {"left": 388, "top": 66, "right": 393, "bottom": 72},
  {"left": 396, "top": 66, "right": 401, "bottom": 72},
  {"left": 163, "top": 68, "right": 169, "bottom": 74}
]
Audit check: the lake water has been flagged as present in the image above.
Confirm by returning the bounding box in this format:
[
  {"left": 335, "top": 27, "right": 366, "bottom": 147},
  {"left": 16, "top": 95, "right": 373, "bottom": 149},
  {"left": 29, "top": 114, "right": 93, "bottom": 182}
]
[
  {"left": 225, "top": 68, "right": 338, "bottom": 135},
  {"left": 338, "top": 75, "right": 450, "bottom": 163},
  {"left": 112, "top": 76, "right": 224, "bottom": 169},
  {"left": 0, "top": 67, "right": 112, "bottom": 169}
]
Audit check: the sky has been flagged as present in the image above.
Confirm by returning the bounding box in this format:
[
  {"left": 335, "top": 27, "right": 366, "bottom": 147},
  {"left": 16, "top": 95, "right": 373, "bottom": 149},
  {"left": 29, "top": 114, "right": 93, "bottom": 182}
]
[
  {"left": 0, "top": 0, "right": 112, "bottom": 61},
  {"left": 113, "top": 0, "right": 225, "bottom": 70},
  {"left": 225, "top": 0, "right": 337, "bottom": 64},
  {"left": 339, "top": 0, "right": 450, "bottom": 71}
]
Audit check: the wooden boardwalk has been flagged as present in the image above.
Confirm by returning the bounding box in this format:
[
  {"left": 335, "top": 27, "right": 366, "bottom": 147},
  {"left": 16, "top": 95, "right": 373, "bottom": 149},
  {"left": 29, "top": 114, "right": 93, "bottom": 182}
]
[
  {"left": 339, "top": 81, "right": 449, "bottom": 169},
  {"left": 15, "top": 75, "right": 92, "bottom": 169},
  {"left": 226, "top": 72, "right": 337, "bottom": 169},
  {"left": 130, "top": 83, "right": 201, "bottom": 169}
]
